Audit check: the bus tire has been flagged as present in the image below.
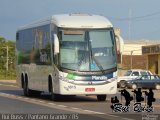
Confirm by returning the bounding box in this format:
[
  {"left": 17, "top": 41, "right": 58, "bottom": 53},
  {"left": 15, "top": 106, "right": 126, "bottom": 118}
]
[
  {"left": 49, "top": 77, "right": 59, "bottom": 101},
  {"left": 21, "top": 74, "right": 24, "bottom": 89},
  {"left": 23, "top": 74, "right": 36, "bottom": 97},
  {"left": 23, "top": 80, "right": 29, "bottom": 96},
  {"left": 97, "top": 95, "right": 106, "bottom": 101},
  {"left": 51, "top": 87, "right": 59, "bottom": 101}
]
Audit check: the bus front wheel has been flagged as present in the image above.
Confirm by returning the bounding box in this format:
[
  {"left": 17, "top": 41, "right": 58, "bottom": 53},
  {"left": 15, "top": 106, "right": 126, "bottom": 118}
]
[
  {"left": 51, "top": 90, "right": 59, "bottom": 101},
  {"left": 50, "top": 83, "right": 59, "bottom": 101},
  {"left": 97, "top": 95, "right": 106, "bottom": 101}
]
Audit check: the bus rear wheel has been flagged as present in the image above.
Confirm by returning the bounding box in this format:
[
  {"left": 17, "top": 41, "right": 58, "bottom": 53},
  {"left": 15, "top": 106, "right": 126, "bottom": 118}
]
[
  {"left": 23, "top": 81, "right": 31, "bottom": 96},
  {"left": 23, "top": 80, "right": 40, "bottom": 97},
  {"left": 97, "top": 95, "right": 107, "bottom": 101}
]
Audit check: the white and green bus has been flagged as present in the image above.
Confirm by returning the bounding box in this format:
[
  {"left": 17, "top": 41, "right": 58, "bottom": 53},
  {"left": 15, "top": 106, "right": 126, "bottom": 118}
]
[{"left": 16, "top": 13, "right": 117, "bottom": 101}]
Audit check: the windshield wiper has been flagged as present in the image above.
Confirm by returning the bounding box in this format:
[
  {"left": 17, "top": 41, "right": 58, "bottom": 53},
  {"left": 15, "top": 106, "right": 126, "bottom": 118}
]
[
  {"left": 77, "top": 51, "right": 105, "bottom": 74},
  {"left": 91, "top": 52, "right": 105, "bottom": 74},
  {"left": 89, "top": 38, "right": 105, "bottom": 74},
  {"left": 77, "top": 52, "right": 86, "bottom": 71}
]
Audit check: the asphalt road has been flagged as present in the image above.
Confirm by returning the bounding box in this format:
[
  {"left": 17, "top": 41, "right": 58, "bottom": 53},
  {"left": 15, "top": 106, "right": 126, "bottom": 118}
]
[{"left": 0, "top": 80, "right": 160, "bottom": 120}]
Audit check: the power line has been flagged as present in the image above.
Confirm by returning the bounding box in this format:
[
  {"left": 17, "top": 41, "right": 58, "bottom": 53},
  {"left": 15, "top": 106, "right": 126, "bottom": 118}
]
[
  {"left": 109, "top": 10, "right": 160, "bottom": 21},
  {"left": 134, "top": 27, "right": 160, "bottom": 37}
]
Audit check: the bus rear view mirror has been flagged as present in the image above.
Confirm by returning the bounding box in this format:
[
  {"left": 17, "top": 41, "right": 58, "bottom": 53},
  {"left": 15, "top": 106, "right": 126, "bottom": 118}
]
[{"left": 54, "top": 34, "right": 59, "bottom": 55}]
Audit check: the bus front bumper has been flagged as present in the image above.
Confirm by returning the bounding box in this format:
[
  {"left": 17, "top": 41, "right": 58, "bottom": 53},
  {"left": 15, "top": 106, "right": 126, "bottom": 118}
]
[{"left": 58, "top": 79, "right": 117, "bottom": 95}]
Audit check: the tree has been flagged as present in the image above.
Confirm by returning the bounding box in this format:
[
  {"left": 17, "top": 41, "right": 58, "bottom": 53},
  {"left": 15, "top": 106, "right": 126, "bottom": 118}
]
[
  {"left": 0, "top": 36, "right": 16, "bottom": 79},
  {"left": 0, "top": 36, "right": 6, "bottom": 70},
  {"left": 0, "top": 36, "right": 6, "bottom": 43}
]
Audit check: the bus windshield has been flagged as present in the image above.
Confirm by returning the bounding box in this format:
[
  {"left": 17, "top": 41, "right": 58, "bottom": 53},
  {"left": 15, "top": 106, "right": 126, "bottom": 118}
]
[{"left": 58, "top": 28, "right": 117, "bottom": 72}]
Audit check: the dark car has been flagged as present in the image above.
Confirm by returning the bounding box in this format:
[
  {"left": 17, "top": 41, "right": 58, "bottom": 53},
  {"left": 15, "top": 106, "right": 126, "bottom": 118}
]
[{"left": 126, "top": 75, "right": 160, "bottom": 89}]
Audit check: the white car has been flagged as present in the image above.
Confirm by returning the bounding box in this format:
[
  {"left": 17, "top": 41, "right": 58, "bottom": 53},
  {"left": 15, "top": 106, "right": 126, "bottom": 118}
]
[{"left": 117, "top": 69, "right": 153, "bottom": 88}]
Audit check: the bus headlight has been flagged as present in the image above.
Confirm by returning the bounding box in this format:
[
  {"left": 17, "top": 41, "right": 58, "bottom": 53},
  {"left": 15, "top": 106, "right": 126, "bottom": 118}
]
[{"left": 107, "top": 77, "right": 116, "bottom": 82}]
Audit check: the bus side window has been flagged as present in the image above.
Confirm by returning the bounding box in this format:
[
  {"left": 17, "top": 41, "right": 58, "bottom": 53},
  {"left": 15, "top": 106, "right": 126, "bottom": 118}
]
[
  {"left": 58, "top": 31, "right": 62, "bottom": 40},
  {"left": 16, "top": 32, "right": 19, "bottom": 41}
]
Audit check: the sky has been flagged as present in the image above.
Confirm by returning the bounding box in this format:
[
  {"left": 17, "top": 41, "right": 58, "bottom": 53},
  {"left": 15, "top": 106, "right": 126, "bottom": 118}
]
[{"left": 0, "top": 0, "right": 160, "bottom": 41}]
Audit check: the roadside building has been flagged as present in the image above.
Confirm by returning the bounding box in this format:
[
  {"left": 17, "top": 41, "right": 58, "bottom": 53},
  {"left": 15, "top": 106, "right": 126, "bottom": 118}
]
[
  {"left": 114, "top": 28, "right": 160, "bottom": 75},
  {"left": 121, "top": 40, "right": 160, "bottom": 70},
  {"left": 122, "top": 40, "right": 147, "bottom": 69},
  {"left": 142, "top": 44, "right": 160, "bottom": 75}
]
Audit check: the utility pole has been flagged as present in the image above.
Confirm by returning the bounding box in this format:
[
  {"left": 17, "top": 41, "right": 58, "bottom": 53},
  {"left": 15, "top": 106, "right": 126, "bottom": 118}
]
[
  {"left": 130, "top": 49, "right": 141, "bottom": 69},
  {"left": 2, "top": 45, "right": 11, "bottom": 71},
  {"left": 6, "top": 45, "right": 8, "bottom": 71},
  {"left": 129, "top": 9, "right": 132, "bottom": 41},
  {"left": 130, "top": 51, "right": 133, "bottom": 69}
]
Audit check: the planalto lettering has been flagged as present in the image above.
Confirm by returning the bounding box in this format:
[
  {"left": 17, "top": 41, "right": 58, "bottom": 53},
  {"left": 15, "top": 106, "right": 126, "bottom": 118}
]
[{"left": 92, "top": 76, "right": 108, "bottom": 80}]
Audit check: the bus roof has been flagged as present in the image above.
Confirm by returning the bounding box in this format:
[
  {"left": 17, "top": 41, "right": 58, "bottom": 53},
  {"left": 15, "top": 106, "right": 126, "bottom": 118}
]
[{"left": 18, "top": 13, "right": 113, "bottom": 30}]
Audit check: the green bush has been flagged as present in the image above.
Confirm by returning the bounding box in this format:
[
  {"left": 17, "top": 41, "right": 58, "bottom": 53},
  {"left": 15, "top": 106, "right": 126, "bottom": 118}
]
[
  {"left": 0, "top": 37, "right": 16, "bottom": 80},
  {"left": 0, "top": 70, "right": 16, "bottom": 80}
]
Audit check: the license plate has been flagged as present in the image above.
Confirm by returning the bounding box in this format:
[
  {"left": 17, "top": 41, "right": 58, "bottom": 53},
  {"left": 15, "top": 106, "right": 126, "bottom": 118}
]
[{"left": 85, "top": 88, "right": 95, "bottom": 92}]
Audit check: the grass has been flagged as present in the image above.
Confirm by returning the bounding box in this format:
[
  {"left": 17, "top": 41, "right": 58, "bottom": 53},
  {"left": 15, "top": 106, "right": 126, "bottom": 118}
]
[{"left": 0, "top": 70, "right": 16, "bottom": 80}]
